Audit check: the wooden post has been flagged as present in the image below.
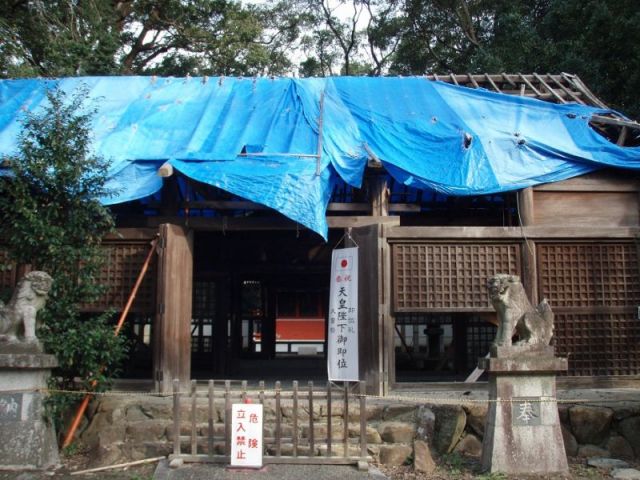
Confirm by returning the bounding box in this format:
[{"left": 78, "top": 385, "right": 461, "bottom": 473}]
[
  {"left": 381, "top": 223, "right": 394, "bottom": 394},
  {"left": 348, "top": 223, "right": 401, "bottom": 395},
  {"left": 517, "top": 188, "right": 538, "bottom": 303},
  {"left": 292, "top": 381, "right": 298, "bottom": 457},
  {"left": 154, "top": 224, "right": 194, "bottom": 394},
  {"left": 173, "top": 379, "right": 181, "bottom": 457},
  {"left": 326, "top": 382, "right": 332, "bottom": 457},
  {"left": 522, "top": 240, "right": 538, "bottom": 306},
  {"left": 275, "top": 381, "right": 282, "bottom": 457},
  {"left": 359, "top": 382, "right": 367, "bottom": 459},
  {"left": 308, "top": 381, "right": 315, "bottom": 454},
  {"left": 190, "top": 380, "right": 197, "bottom": 455},
  {"left": 370, "top": 176, "right": 389, "bottom": 217},
  {"left": 208, "top": 380, "right": 214, "bottom": 456},
  {"left": 518, "top": 187, "right": 534, "bottom": 226}
]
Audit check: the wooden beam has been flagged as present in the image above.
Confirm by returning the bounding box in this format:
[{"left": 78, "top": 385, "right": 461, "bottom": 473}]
[
  {"left": 327, "top": 203, "right": 369, "bottom": 212},
  {"left": 518, "top": 73, "right": 542, "bottom": 96},
  {"left": 617, "top": 126, "right": 629, "bottom": 146},
  {"left": 388, "top": 204, "right": 421, "bottom": 213},
  {"left": 328, "top": 216, "right": 400, "bottom": 229},
  {"left": 533, "top": 72, "right": 566, "bottom": 103},
  {"left": 104, "top": 228, "right": 159, "bottom": 241},
  {"left": 548, "top": 74, "right": 584, "bottom": 104},
  {"left": 183, "top": 200, "right": 266, "bottom": 210},
  {"left": 386, "top": 225, "right": 640, "bottom": 240},
  {"left": 484, "top": 73, "right": 501, "bottom": 92},
  {"left": 591, "top": 115, "right": 640, "bottom": 131},
  {"left": 157, "top": 162, "right": 174, "bottom": 177},
  {"left": 179, "top": 201, "right": 395, "bottom": 213},
  {"left": 533, "top": 172, "right": 639, "bottom": 192}
]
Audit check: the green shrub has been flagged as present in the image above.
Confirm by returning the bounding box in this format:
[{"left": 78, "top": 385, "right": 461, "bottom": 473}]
[{"left": 0, "top": 84, "right": 127, "bottom": 432}]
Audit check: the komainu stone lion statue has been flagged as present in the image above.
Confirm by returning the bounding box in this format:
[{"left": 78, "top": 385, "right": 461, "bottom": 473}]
[
  {"left": 488, "top": 274, "right": 554, "bottom": 348},
  {"left": 0, "top": 271, "right": 53, "bottom": 347}
]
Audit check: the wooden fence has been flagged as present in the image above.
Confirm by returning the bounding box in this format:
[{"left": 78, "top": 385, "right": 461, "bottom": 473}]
[{"left": 171, "top": 379, "right": 370, "bottom": 466}]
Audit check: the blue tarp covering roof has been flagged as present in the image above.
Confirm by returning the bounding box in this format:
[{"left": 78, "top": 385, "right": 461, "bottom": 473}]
[{"left": 0, "top": 76, "right": 639, "bottom": 239}]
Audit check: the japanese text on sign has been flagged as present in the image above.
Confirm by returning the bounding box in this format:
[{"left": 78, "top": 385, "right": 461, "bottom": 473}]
[
  {"left": 230, "top": 403, "right": 263, "bottom": 468},
  {"left": 328, "top": 247, "right": 359, "bottom": 381},
  {"left": 511, "top": 397, "right": 542, "bottom": 426}
]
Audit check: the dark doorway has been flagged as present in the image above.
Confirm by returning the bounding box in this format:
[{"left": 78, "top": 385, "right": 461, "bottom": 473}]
[
  {"left": 191, "top": 230, "right": 338, "bottom": 380},
  {"left": 394, "top": 313, "right": 497, "bottom": 382}
]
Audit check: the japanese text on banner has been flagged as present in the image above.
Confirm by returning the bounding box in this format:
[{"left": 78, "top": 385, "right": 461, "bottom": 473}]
[{"left": 328, "top": 247, "right": 359, "bottom": 381}]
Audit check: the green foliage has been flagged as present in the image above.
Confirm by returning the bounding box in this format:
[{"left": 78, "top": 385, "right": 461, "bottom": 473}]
[
  {"left": 475, "top": 472, "right": 507, "bottom": 480},
  {"left": 442, "top": 451, "right": 464, "bottom": 476},
  {"left": 0, "top": 85, "right": 127, "bottom": 429},
  {"left": 0, "top": 0, "right": 293, "bottom": 78},
  {"left": 390, "top": 0, "right": 640, "bottom": 117}
]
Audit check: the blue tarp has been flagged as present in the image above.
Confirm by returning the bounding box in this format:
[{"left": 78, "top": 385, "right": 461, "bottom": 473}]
[{"left": 0, "top": 76, "right": 639, "bottom": 239}]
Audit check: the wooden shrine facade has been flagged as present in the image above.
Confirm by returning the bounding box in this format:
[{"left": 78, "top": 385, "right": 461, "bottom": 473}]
[{"left": 1, "top": 74, "right": 639, "bottom": 394}]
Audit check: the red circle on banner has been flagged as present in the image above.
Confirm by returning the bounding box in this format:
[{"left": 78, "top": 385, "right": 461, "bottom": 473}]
[{"left": 341, "top": 259, "right": 348, "bottom": 268}]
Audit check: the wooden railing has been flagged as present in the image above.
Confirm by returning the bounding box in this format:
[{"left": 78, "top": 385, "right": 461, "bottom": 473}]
[{"left": 171, "top": 379, "right": 370, "bottom": 466}]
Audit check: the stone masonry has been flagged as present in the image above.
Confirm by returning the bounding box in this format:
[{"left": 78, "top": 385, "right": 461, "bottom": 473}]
[{"left": 75, "top": 389, "right": 640, "bottom": 472}]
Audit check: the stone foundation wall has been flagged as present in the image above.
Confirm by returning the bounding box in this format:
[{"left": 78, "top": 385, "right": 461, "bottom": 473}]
[{"left": 76, "top": 394, "right": 640, "bottom": 469}]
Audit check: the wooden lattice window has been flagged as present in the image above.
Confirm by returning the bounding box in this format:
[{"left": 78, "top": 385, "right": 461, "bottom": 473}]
[
  {"left": 538, "top": 243, "right": 640, "bottom": 307},
  {"left": 555, "top": 312, "right": 640, "bottom": 376},
  {"left": 392, "top": 243, "right": 521, "bottom": 311},
  {"left": 81, "top": 242, "right": 156, "bottom": 313},
  {"left": 538, "top": 242, "right": 640, "bottom": 376}
]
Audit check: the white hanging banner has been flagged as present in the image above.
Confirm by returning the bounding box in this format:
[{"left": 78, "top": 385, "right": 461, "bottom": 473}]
[
  {"left": 327, "top": 247, "right": 359, "bottom": 381},
  {"left": 230, "top": 403, "right": 263, "bottom": 468}
]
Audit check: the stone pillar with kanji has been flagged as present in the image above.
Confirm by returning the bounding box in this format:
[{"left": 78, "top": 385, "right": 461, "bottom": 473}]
[
  {"left": 480, "top": 274, "right": 568, "bottom": 475},
  {"left": 480, "top": 346, "right": 568, "bottom": 474}
]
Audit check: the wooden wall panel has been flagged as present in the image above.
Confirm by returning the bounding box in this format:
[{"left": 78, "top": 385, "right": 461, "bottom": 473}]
[
  {"left": 554, "top": 312, "right": 640, "bottom": 376},
  {"left": 392, "top": 243, "right": 521, "bottom": 312},
  {"left": 538, "top": 243, "right": 640, "bottom": 307},
  {"left": 538, "top": 242, "right": 640, "bottom": 376},
  {"left": 533, "top": 191, "right": 639, "bottom": 227},
  {"left": 81, "top": 242, "right": 157, "bottom": 313}
]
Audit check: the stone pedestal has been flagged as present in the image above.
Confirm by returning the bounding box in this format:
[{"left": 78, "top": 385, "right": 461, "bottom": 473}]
[
  {"left": 0, "top": 353, "right": 60, "bottom": 470},
  {"left": 479, "top": 346, "right": 568, "bottom": 475}
]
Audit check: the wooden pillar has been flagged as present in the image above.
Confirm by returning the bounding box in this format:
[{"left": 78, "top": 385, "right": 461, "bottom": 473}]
[
  {"left": 349, "top": 220, "right": 399, "bottom": 395},
  {"left": 518, "top": 187, "right": 534, "bottom": 227},
  {"left": 522, "top": 240, "right": 538, "bottom": 305},
  {"left": 518, "top": 187, "right": 538, "bottom": 303},
  {"left": 348, "top": 225, "right": 381, "bottom": 395},
  {"left": 371, "top": 176, "right": 389, "bottom": 217},
  {"left": 381, "top": 224, "right": 394, "bottom": 394},
  {"left": 154, "top": 224, "right": 194, "bottom": 394}
]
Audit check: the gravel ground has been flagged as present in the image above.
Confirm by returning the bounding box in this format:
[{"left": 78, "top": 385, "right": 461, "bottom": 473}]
[
  {"left": 375, "top": 456, "right": 617, "bottom": 480},
  {"left": 1, "top": 454, "right": 636, "bottom": 480}
]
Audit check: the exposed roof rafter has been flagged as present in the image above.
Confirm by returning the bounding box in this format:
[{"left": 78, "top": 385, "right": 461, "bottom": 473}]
[{"left": 425, "top": 73, "right": 640, "bottom": 146}]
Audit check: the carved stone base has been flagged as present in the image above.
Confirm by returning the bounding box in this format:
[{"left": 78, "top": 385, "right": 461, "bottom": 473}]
[
  {"left": 0, "top": 353, "right": 59, "bottom": 470},
  {"left": 480, "top": 351, "right": 568, "bottom": 475}
]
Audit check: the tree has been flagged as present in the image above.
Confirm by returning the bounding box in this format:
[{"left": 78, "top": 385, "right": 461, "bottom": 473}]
[
  {"left": 0, "top": 85, "right": 127, "bottom": 427},
  {"left": 294, "top": 0, "right": 369, "bottom": 76},
  {"left": 0, "top": 0, "right": 120, "bottom": 77},
  {"left": 389, "top": 0, "right": 640, "bottom": 117},
  {"left": 0, "top": 0, "right": 293, "bottom": 78}
]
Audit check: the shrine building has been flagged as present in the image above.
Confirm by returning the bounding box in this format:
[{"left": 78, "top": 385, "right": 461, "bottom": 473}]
[{"left": 1, "top": 74, "right": 639, "bottom": 394}]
